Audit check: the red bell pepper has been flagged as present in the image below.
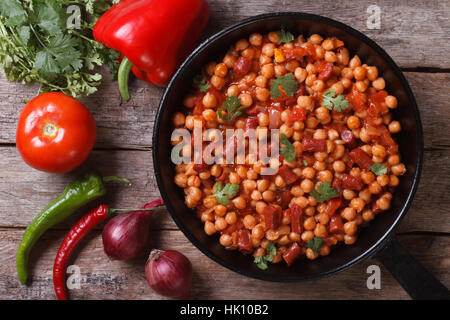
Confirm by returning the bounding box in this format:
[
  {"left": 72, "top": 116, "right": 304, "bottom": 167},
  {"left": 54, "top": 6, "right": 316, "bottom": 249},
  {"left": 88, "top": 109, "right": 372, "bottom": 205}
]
[{"left": 93, "top": 0, "right": 210, "bottom": 101}]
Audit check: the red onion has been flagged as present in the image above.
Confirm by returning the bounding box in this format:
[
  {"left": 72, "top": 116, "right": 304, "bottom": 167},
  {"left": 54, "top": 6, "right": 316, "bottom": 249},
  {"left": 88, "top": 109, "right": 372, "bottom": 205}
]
[
  {"left": 145, "top": 249, "right": 193, "bottom": 299},
  {"left": 102, "top": 199, "right": 164, "bottom": 260}
]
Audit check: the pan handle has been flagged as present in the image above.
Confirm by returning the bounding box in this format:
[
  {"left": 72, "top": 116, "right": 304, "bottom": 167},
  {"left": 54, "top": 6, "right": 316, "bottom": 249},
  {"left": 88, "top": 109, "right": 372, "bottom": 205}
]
[{"left": 375, "top": 235, "right": 449, "bottom": 300}]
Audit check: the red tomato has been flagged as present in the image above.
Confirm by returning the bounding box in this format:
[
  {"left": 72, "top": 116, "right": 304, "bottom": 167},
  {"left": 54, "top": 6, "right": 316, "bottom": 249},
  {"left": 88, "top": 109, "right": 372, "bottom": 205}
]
[{"left": 16, "top": 93, "right": 96, "bottom": 173}]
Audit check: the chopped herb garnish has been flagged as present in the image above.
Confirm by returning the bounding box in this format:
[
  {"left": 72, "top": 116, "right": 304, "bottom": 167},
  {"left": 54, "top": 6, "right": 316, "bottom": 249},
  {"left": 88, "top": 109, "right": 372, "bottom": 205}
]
[
  {"left": 254, "top": 242, "right": 277, "bottom": 270},
  {"left": 310, "top": 182, "right": 339, "bottom": 203},
  {"left": 303, "top": 160, "right": 308, "bottom": 166},
  {"left": 211, "top": 182, "right": 239, "bottom": 205},
  {"left": 193, "top": 74, "right": 210, "bottom": 92},
  {"left": 322, "top": 88, "right": 350, "bottom": 112},
  {"left": 270, "top": 73, "right": 298, "bottom": 99},
  {"left": 370, "top": 163, "right": 388, "bottom": 176},
  {"left": 277, "top": 29, "right": 294, "bottom": 43},
  {"left": 307, "top": 236, "right": 323, "bottom": 255},
  {"left": 218, "top": 95, "right": 246, "bottom": 121},
  {"left": 280, "top": 133, "right": 295, "bottom": 162}
]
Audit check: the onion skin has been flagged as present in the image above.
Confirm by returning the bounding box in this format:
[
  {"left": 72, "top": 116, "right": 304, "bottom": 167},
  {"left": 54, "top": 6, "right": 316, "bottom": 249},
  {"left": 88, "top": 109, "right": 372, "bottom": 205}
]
[
  {"left": 145, "top": 249, "right": 193, "bottom": 299},
  {"left": 102, "top": 199, "right": 163, "bottom": 260}
]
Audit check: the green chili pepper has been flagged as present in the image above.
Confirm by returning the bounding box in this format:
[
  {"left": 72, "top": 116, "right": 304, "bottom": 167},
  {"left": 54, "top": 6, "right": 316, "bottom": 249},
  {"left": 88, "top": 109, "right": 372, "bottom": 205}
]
[{"left": 16, "top": 171, "right": 130, "bottom": 285}]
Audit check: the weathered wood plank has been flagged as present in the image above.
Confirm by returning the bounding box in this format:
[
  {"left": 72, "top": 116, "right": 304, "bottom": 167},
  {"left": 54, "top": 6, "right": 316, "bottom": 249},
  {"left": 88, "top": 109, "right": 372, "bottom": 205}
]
[
  {"left": 204, "top": 0, "right": 450, "bottom": 69},
  {"left": 0, "top": 147, "right": 448, "bottom": 233},
  {"left": 0, "top": 73, "right": 448, "bottom": 148},
  {"left": 0, "top": 229, "right": 447, "bottom": 300}
]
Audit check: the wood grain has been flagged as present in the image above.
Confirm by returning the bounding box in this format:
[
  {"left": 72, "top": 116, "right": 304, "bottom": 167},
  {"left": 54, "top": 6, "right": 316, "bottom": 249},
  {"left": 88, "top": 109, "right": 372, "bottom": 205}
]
[
  {"left": 0, "top": 228, "right": 447, "bottom": 300},
  {"left": 1, "top": 73, "right": 449, "bottom": 149},
  {"left": 0, "top": 147, "right": 448, "bottom": 234}
]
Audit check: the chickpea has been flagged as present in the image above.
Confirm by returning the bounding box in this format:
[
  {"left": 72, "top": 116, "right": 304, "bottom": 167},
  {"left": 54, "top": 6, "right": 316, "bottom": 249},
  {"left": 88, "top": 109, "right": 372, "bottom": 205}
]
[
  {"left": 223, "top": 54, "right": 236, "bottom": 68},
  {"left": 362, "top": 209, "right": 375, "bottom": 222},
  {"left": 304, "top": 217, "right": 316, "bottom": 231},
  {"left": 267, "top": 31, "right": 280, "bottom": 44},
  {"left": 232, "top": 196, "right": 246, "bottom": 210},
  {"left": 306, "top": 248, "right": 319, "bottom": 260},
  {"left": 227, "top": 85, "right": 240, "bottom": 97},
  {"left": 204, "top": 221, "right": 216, "bottom": 235},
  {"left": 289, "top": 232, "right": 301, "bottom": 242},
  {"left": 353, "top": 66, "right": 367, "bottom": 81},
  {"left": 324, "top": 51, "right": 337, "bottom": 63},
  {"left": 360, "top": 171, "right": 375, "bottom": 184},
  {"left": 294, "top": 67, "right": 308, "bottom": 82},
  {"left": 341, "top": 67, "right": 353, "bottom": 79},
  {"left": 225, "top": 211, "right": 237, "bottom": 224},
  {"left": 331, "top": 81, "right": 344, "bottom": 95},
  {"left": 249, "top": 33, "right": 263, "bottom": 46},
  {"left": 319, "top": 245, "right": 331, "bottom": 256},
  {"left": 274, "top": 175, "right": 286, "bottom": 188},
  {"left": 261, "top": 63, "right": 275, "bottom": 78},
  {"left": 274, "top": 64, "right": 287, "bottom": 77},
  {"left": 359, "top": 188, "right": 371, "bottom": 202},
  {"left": 372, "top": 144, "right": 386, "bottom": 158},
  {"left": 337, "top": 47, "right": 349, "bottom": 65},
  {"left": 389, "top": 175, "right": 400, "bottom": 187},
  {"left": 262, "top": 43, "right": 275, "bottom": 57},
  {"left": 314, "top": 224, "right": 328, "bottom": 238},
  {"left": 318, "top": 170, "right": 333, "bottom": 182},
  {"left": 344, "top": 235, "right": 357, "bottom": 245},
  {"left": 366, "top": 66, "right": 378, "bottom": 81},
  {"left": 376, "top": 196, "right": 391, "bottom": 211},
  {"left": 300, "top": 179, "right": 314, "bottom": 193},
  {"left": 243, "top": 215, "right": 257, "bottom": 229},
  {"left": 220, "top": 234, "right": 233, "bottom": 247},
  {"left": 174, "top": 173, "right": 188, "bottom": 188},
  {"left": 332, "top": 160, "right": 346, "bottom": 173},
  {"left": 235, "top": 39, "right": 249, "bottom": 51},
  {"left": 350, "top": 197, "right": 365, "bottom": 212},
  {"left": 262, "top": 190, "right": 275, "bottom": 202},
  {"left": 388, "top": 155, "right": 400, "bottom": 166},
  {"left": 377, "top": 174, "right": 390, "bottom": 187},
  {"left": 391, "top": 163, "right": 406, "bottom": 176},
  {"left": 255, "top": 87, "right": 270, "bottom": 102},
  {"left": 211, "top": 75, "right": 225, "bottom": 90},
  {"left": 255, "top": 201, "right": 267, "bottom": 214},
  {"left": 341, "top": 207, "right": 356, "bottom": 221},
  {"left": 187, "top": 175, "right": 200, "bottom": 187},
  {"left": 215, "top": 217, "right": 228, "bottom": 231},
  {"left": 255, "top": 75, "right": 267, "bottom": 88},
  {"left": 239, "top": 93, "right": 253, "bottom": 107},
  {"left": 389, "top": 121, "right": 401, "bottom": 133},
  {"left": 346, "top": 115, "right": 360, "bottom": 130},
  {"left": 308, "top": 34, "right": 323, "bottom": 45},
  {"left": 214, "top": 204, "right": 227, "bottom": 216},
  {"left": 344, "top": 221, "right": 357, "bottom": 236},
  {"left": 349, "top": 55, "right": 361, "bottom": 68},
  {"left": 312, "top": 79, "right": 325, "bottom": 91},
  {"left": 372, "top": 77, "right": 386, "bottom": 90},
  {"left": 355, "top": 80, "right": 368, "bottom": 92}
]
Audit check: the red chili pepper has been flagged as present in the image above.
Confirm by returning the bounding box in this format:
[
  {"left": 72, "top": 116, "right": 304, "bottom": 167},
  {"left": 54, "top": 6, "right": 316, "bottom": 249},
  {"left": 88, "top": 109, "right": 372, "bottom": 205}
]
[
  {"left": 93, "top": 0, "right": 210, "bottom": 101},
  {"left": 53, "top": 205, "right": 109, "bottom": 300},
  {"left": 283, "top": 242, "right": 303, "bottom": 266},
  {"left": 53, "top": 202, "right": 164, "bottom": 300}
]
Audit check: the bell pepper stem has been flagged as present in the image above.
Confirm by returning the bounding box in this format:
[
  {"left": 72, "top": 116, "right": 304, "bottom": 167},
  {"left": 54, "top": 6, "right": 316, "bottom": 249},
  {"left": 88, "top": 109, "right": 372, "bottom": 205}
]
[{"left": 118, "top": 56, "right": 133, "bottom": 102}]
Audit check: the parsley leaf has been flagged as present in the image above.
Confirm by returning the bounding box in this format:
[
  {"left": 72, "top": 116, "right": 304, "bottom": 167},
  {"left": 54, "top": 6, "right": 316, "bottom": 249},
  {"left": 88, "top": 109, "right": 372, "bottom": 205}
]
[
  {"left": 218, "top": 95, "right": 246, "bottom": 121},
  {"left": 280, "top": 133, "right": 295, "bottom": 162},
  {"left": 32, "top": 2, "right": 65, "bottom": 35},
  {"left": 254, "top": 242, "right": 277, "bottom": 270},
  {"left": 322, "top": 88, "right": 350, "bottom": 112},
  {"left": 310, "top": 182, "right": 339, "bottom": 203},
  {"left": 277, "top": 29, "right": 294, "bottom": 43},
  {"left": 211, "top": 182, "right": 239, "bottom": 205},
  {"left": 270, "top": 73, "right": 298, "bottom": 99},
  {"left": 307, "top": 236, "right": 323, "bottom": 255},
  {"left": 193, "top": 74, "right": 210, "bottom": 92},
  {"left": 370, "top": 163, "right": 388, "bottom": 176}
]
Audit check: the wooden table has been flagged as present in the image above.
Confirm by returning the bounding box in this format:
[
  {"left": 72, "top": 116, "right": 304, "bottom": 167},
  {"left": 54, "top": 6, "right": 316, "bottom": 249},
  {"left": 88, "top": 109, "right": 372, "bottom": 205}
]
[{"left": 0, "top": 0, "right": 448, "bottom": 300}]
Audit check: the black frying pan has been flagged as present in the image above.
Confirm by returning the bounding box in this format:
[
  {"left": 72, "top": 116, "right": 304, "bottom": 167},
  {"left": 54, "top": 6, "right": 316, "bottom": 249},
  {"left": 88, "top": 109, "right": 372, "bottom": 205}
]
[{"left": 153, "top": 12, "right": 449, "bottom": 300}]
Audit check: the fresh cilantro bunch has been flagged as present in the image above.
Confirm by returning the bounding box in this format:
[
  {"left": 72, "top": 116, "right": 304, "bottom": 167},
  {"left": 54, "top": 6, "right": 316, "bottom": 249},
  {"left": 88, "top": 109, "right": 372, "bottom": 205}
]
[
  {"left": 0, "top": 0, "right": 120, "bottom": 98},
  {"left": 254, "top": 242, "right": 277, "bottom": 270}
]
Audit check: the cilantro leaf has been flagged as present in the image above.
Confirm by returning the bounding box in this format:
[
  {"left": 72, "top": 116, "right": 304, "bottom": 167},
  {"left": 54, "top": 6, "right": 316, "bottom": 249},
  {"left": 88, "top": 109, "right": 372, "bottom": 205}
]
[
  {"left": 322, "top": 88, "right": 349, "bottom": 112},
  {"left": 280, "top": 133, "right": 295, "bottom": 162},
  {"left": 35, "top": 50, "right": 59, "bottom": 75},
  {"left": 310, "top": 182, "right": 339, "bottom": 203},
  {"left": 0, "top": 0, "right": 26, "bottom": 20},
  {"left": 370, "top": 163, "right": 388, "bottom": 176},
  {"left": 33, "top": 2, "right": 65, "bottom": 35},
  {"left": 218, "top": 95, "right": 246, "bottom": 121},
  {"left": 270, "top": 74, "right": 298, "bottom": 99},
  {"left": 18, "top": 26, "right": 30, "bottom": 45},
  {"left": 307, "top": 236, "right": 323, "bottom": 255},
  {"left": 211, "top": 182, "right": 240, "bottom": 205},
  {"left": 193, "top": 74, "right": 210, "bottom": 92},
  {"left": 254, "top": 242, "right": 277, "bottom": 270},
  {"left": 277, "top": 29, "right": 294, "bottom": 43},
  {"left": 303, "top": 160, "right": 308, "bottom": 166}
]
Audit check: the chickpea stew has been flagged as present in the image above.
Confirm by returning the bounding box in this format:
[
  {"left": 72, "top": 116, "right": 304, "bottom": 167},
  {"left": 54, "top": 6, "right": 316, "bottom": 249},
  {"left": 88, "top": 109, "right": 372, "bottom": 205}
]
[{"left": 171, "top": 30, "right": 405, "bottom": 269}]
